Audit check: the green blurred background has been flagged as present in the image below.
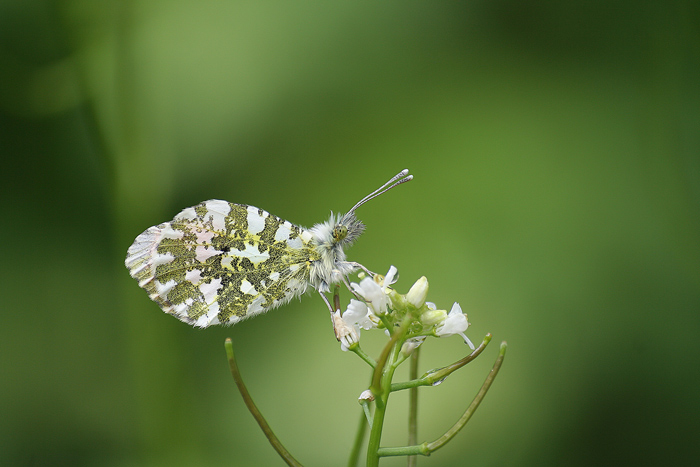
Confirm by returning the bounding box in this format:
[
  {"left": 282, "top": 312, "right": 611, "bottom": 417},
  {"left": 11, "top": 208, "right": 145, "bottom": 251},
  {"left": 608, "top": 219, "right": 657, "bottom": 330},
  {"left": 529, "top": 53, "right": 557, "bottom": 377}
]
[{"left": 2, "top": 1, "right": 698, "bottom": 466}]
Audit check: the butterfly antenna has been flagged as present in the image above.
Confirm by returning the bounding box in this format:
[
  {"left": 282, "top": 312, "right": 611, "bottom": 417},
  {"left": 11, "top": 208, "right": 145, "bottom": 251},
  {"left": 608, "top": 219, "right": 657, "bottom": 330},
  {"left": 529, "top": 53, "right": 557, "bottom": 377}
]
[{"left": 346, "top": 169, "right": 412, "bottom": 215}]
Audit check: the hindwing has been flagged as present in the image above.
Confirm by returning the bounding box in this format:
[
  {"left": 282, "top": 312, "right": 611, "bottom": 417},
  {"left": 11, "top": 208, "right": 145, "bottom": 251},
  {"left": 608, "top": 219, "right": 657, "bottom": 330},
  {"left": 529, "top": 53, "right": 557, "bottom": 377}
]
[{"left": 125, "top": 200, "right": 320, "bottom": 327}]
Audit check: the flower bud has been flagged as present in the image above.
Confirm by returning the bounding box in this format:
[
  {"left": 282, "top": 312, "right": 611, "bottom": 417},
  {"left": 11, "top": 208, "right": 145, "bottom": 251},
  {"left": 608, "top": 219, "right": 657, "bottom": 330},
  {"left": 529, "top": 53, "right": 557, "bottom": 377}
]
[
  {"left": 406, "top": 276, "right": 429, "bottom": 308},
  {"left": 401, "top": 337, "right": 426, "bottom": 357},
  {"left": 421, "top": 308, "right": 447, "bottom": 326}
]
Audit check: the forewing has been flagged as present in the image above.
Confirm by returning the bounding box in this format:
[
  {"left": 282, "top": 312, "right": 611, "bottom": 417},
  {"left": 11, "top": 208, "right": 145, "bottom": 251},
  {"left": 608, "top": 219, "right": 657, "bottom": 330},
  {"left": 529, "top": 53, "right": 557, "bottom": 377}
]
[{"left": 125, "top": 200, "right": 319, "bottom": 327}]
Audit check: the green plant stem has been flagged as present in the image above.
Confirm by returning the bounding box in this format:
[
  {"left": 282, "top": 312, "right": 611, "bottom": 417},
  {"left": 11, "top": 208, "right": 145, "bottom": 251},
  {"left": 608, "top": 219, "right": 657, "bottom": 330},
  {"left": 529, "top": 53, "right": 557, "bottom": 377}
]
[
  {"left": 407, "top": 347, "right": 420, "bottom": 467},
  {"left": 425, "top": 341, "right": 507, "bottom": 453},
  {"left": 390, "top": 349, "right": 411, "bottom": 369},
  {"left": 347, "top": 410, "right": 368, "bottom": 467},
  {"left": 372, "top": 341, "right": 507, "bottom": 460},
  {"left": 390, "top": 334, "right": 492, "bottom": 392},
  {"left": 333, "top": 285, "right": 342, "bottom": 311},
  {"left": 225, "top": 338, "right": 303, "bottom": 467},
  {"left": 366, "top": 342, "right": 402, "bottom": 467},
  {"left": 361, "top": 400, "right": 373, "bottom": 425},
  {"left": 370, "top": 315, "right": 413, "bottom": 398},
  {"left": 365, "top": 314, "right": 414, "bottom": 466},
  {"left": 350, "top": 345, "right": 376, "bottom": 368},
  {"left": 377, "top": 444, "right": 430, "bottom": 457},
  {"left": 378, "top": 314, "right": 394, "bottom": 332}
]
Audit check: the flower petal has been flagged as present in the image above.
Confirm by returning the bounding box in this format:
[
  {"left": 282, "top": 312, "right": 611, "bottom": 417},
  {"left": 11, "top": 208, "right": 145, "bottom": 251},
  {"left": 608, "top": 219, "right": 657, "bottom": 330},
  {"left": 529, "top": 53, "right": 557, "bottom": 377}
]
[
  {"left": 436, "top": 302, "right": 469, "bottom": 336},
  {"left": 383, "top": 265, "right": 398, "bottom": 289},
  {"left": 343, "top": 299, "right": 376, "bottom": 330}
]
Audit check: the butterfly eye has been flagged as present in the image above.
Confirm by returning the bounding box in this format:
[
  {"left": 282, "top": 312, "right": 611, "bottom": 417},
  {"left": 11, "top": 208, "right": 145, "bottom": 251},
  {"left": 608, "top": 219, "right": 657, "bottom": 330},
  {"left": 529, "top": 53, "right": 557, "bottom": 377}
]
[{"left": 332, "top": 224, "right": 348, "bottom": 242}]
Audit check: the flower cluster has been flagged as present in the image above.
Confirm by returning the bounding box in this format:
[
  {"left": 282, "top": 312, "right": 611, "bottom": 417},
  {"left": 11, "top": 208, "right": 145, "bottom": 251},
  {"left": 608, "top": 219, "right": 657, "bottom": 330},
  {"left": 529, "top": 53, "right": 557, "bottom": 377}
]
[{"left": 333, "top": 266, "right": 475, "bottom": 351}]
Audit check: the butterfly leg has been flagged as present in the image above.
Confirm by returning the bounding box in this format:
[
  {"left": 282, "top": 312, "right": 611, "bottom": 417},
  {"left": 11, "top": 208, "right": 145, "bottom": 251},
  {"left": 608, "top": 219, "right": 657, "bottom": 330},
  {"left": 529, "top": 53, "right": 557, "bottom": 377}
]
[
  {"left": 318, "top": 289, "right": 336, "bottom": 313},
  {"left": 346, "top": 261, "right": 375, "bottom": 278},
  {"left": 341, "top": 274, "right": 365, "bottom": 301},
  {"left": 319, "top": 288, "right": 351, "bottom": 343}
]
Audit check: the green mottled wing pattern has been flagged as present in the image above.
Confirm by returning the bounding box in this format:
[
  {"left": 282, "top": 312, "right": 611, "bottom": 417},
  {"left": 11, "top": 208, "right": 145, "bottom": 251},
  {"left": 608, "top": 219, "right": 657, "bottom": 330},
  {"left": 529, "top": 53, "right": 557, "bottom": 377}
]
[{"left": 125, "top": 200, "right": 320, "bottom": 327}]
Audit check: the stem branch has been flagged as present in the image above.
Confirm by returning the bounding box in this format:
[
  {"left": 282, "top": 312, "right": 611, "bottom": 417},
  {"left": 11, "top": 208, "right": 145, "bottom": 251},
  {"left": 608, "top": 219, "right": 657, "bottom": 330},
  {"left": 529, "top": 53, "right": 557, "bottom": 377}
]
[
  {"left": 346, "top": 410, "right": 368, "bottom": 467},
  {"left": 389, "top": 334, "right": 492, "bottom": 392},
  {"left": 225, "top": 338, "right": 304, "bottom": 467},
  {"left": 425, "top": 341, "right": 507, "bottom": 453},
  {"left": 407, "top": 347, "right": 420, "bottom": 467}
]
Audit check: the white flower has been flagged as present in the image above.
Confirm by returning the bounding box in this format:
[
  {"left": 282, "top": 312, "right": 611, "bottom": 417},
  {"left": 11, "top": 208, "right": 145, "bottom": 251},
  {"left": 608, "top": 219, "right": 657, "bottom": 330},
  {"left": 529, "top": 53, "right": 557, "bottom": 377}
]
[
  {"left": 435, "top": 302, "right": 475, "bottom": 349},
  {"left": 332, "top": 310, "right": 360, "bottom": 351},
  {"left": 335, "top": 299, "right": 380, "bottom": 351},
  {"left": 343, "top": 299, "right": 377, "bottom": 331},
  {"left": 351, "top": 265, "right": 397, "bottom": 315}
]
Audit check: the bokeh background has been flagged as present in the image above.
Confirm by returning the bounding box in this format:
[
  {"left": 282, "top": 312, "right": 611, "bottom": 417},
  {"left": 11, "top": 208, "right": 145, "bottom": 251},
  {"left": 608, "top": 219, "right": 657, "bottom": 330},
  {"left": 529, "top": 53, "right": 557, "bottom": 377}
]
[{"left": 2, "top": 1, "right": 699, "bottom": 466}]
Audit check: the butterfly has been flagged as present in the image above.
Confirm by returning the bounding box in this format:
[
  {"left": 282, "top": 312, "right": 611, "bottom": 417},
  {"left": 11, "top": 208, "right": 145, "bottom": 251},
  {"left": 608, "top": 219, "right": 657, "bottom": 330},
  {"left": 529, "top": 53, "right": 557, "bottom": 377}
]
[{"left": 125, "top": 169, "right": 412, "bottom": 327}]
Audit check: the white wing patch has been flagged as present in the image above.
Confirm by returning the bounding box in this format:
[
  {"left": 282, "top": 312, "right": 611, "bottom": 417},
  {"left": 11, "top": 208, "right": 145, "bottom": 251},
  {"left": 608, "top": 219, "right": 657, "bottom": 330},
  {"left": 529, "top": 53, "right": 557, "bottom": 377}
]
[
  {"left": 246, "top": 206, "right": 266, "bottom": 234},
  {"left": 235, "top": 243, "right": 270, "bottom": 264}
]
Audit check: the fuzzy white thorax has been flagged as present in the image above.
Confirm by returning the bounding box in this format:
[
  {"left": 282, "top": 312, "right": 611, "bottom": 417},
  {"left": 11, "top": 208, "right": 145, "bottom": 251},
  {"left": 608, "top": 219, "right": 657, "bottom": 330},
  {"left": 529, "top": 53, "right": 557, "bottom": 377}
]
[{"left": 308, "top": 212, "right": 362, "bottom": 292}]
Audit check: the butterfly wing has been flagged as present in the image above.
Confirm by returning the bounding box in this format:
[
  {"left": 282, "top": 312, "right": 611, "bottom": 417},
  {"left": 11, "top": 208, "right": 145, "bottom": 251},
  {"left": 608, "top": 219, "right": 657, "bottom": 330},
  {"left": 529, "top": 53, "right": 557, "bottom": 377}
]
[{"left": 125, "top": 200, "right": 319, "bottom": 327}]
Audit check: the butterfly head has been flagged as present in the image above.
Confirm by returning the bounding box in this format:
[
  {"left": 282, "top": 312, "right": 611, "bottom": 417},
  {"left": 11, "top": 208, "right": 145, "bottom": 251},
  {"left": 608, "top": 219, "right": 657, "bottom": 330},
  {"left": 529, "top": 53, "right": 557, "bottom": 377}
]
[
  {"left": 332, "top": 211, "right": 365, "bottom": 246},
  {"left": 311, "top": 169, "right": 411, "bottom": 257},
  {"left": 310, "top": 211, "right": 364, "bottom": 259}
]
